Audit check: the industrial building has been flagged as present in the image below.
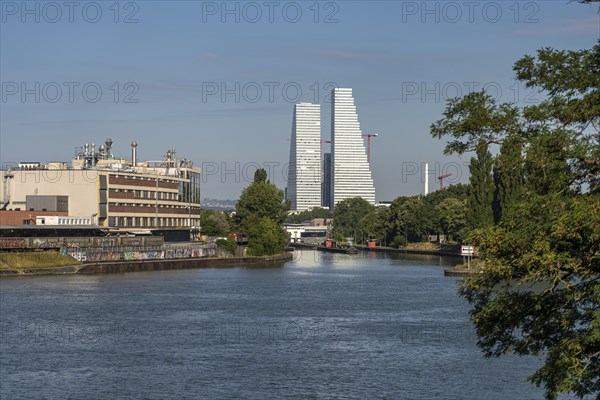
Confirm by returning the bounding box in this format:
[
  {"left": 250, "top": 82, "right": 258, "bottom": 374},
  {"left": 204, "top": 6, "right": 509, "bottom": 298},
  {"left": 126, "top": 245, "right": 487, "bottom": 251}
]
[
  {"left": 0, "top": 139, "right": 201, "bottom": 229},
  {"left": 286, "top": 103, "right": 322, "bottom": 211}
]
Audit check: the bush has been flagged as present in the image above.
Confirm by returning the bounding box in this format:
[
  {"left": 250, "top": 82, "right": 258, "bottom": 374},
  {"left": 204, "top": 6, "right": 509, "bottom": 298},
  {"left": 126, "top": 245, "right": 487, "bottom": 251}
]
[{"left": 216, "top": 238, "right": 237, "bottom": 256}]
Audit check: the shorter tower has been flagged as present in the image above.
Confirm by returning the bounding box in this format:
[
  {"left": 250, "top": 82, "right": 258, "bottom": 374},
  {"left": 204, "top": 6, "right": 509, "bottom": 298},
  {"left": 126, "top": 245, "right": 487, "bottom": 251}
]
[
  {"left": 322, "top": 152, "right": 332, "bottom": 208},
  {"left": 286, "top": 103, "right": 322, "bottom": 211}
]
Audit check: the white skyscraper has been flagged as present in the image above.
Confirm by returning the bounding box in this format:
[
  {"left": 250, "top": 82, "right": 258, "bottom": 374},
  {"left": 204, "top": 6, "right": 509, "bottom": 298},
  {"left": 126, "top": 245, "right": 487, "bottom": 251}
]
[
  {"left": 286, "top": 103, "right": 322, "bottom": 211},
  {"left": 330, "top": 88, "right": 376, "bottom": 207}
]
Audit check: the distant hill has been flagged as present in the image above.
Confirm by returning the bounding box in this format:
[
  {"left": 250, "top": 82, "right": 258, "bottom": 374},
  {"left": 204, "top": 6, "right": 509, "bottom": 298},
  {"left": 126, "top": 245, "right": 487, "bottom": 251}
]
[{"left": 201, "top": 198, "right": 237, "bottom": 211}]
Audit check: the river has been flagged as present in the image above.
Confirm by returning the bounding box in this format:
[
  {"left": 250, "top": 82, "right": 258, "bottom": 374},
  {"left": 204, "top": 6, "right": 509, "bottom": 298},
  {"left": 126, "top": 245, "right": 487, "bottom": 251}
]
[{"left": 0, "top": 250, "right": 576, "bottom": 399}]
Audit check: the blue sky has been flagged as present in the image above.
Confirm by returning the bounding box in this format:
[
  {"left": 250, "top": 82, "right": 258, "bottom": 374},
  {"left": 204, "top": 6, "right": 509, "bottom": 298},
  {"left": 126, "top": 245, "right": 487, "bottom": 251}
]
[{"left": 1, "top": 1, "right": 598, "bottom": 201}]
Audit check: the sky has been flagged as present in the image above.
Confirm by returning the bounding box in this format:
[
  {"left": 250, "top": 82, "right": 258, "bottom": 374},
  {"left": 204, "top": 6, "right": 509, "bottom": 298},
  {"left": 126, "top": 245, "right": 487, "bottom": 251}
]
[{"left": 1, "top": 0, "right": 598, "bottom": 201}]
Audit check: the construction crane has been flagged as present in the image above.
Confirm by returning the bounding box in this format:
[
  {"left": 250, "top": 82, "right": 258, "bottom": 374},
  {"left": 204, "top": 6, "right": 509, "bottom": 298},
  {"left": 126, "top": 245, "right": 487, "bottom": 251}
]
[
  {"left": 361, "top": 133, "right": 378, "bottom": 164},
  {"left": 437, "top": 173, "right": 452, "bottom": 190}
]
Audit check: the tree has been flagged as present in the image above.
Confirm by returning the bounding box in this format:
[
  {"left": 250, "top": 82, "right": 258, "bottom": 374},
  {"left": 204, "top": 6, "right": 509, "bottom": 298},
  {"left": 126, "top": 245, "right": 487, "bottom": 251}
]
[
  {"left": 467, "top": 142, "right": 495, "bottom": 229},
  {"left": 356, "top": 209, "right": 388, "bottom": 245},
  {"left": 235, "top": 169, "right": 290, "bottom": 227},
  {"left": 254, "top": 168, "right": 268, "bottom": 184},
  {"left": 216, "top": 237, "right": 237, "bottom": 256},
  {"left": 437, "top": 40, "right": 600, "bottom": 399},
  {"left": 493, "top": 136, "right": 524, "bottom": 223},
  {"left": 332, "top": 197, "right": 375, "bottom": 243},
  {"left": 435, "top": 197, "right": 468, "bottom": 242},
  {"left": 462, "top": 195, "right": 599, "bottom": 399},
  {"left": 245, "top": 215, "right": 289, "bottom": 256},
  {"left": 235, "top": 168, "right": 290, "bottom": 256},
  {"left": 430, "top": 91, "right": 520, "bottom": 155},
  {"left": 201, "top": 210, "right": 232, "bottom": 237},
  {"left": 395, "top": 196, "right": 428, "bottom": 243}
]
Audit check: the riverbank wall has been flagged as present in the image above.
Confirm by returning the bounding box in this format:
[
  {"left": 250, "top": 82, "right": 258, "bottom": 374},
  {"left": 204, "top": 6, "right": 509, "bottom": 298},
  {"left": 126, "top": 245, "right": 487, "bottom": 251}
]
[
  {"left": 0, "top": 253, "right": 293, "bottom": 277},
  {"left": 355, "top": 246, "right": 467, "bottom": 258}
]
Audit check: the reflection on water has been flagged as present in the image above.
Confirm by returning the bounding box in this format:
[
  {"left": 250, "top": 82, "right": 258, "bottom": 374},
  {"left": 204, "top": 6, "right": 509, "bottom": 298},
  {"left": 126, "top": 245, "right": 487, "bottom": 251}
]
[{"left": 0, "top": 250, "right": 578, "bottom": 399}]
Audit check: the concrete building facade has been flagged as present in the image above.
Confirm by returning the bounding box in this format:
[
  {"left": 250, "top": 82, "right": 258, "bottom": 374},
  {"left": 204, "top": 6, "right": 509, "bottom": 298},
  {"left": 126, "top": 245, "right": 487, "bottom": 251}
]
[
  {"left": 286, "top": 103, "right": 322, "bottom": 211},
  {"left": 0, "top": 139, "right": 201, "bottom": 229},
  {"left": 330, "top": 88, "right": 376, "bottom": 207}
]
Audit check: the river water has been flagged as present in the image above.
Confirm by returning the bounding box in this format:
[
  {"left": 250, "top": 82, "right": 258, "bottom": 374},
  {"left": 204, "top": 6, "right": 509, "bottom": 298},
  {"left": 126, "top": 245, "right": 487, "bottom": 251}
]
[{"left": 0, "top": 250, "right": 575, "bottom": 399}]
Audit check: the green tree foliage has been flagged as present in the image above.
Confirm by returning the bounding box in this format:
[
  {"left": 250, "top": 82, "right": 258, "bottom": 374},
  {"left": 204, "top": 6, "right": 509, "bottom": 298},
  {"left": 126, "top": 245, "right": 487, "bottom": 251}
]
[
  {"left": 200, "top": 210, "right": 232, "bottom": 237},
  {"left": 514, "top": 43, "right": 599, "bottom": 192},
  {"left": 332, "top": 197, "right": 374, "bottom": 243},
  {"left": 493, "top": 136, "right": 524, "bottom": 223},
  {"left": 431, "top": 91, "right": 516, "bottom": 229},
  {"left": 235, "top": 169, "right": 290, "bottom": 256},
  {"left": 430, "top": 91, "right": 520, "bottom": 155},
  {"left": 395, "top": 196, "right": 429, "bottom": 243},
  {"left": 245, "top": 215, "right": 289, "bottom": 257},
  {"left": 462, "top": 195, "right": 599, "bottom": 399},
  {"left": 216, "top": 237, "right": 237, "bottom": 256},
  {"left": 435, "top": 197, "right": 468, "bottom": 242},
  {"left": 524, "top": 130, "right": 574, "bottom": 195},
  {"left": 235, "top": 169, "right": 290, "bottom": 227},
  {"left": 437, "top": 40, "right": 600, "bottom": 399},
  {"left": 380, "top": 184, "right": 470, "bottom": 247},
  {"left": 356, "top": 208, "right": 388, "bottom": 245},
  {"left": 253, "top": 168, "right": 268, "bottom": 184},
  {"left": 284, "top": 207, "right": 331, "bottom": 224},
  {"left": 467, "top": 142, "right": 495, "bottom": 229}
]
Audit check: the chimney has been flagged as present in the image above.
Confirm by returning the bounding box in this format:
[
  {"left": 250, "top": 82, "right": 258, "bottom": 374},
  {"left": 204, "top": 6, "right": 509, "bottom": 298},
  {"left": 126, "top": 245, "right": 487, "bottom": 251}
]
[
  {"left": 424, "top": 163, "right": 429, "bottom": 196},
  {"left": 131, "top": 141, "right": 138, "bottom": 166}
]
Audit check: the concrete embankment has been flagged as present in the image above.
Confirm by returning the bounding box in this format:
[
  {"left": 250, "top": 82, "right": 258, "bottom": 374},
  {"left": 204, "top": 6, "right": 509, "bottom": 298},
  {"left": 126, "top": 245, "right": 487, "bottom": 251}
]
[
  {"left": 355, "top": 246, "right": 467, "bottom": 258},
  {"left": 0, "top": 253, "right": 293, "bottom": 277}
]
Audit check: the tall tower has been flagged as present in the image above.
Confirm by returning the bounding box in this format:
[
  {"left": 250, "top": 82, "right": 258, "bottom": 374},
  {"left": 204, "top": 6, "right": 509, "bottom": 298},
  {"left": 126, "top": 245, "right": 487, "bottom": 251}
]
[
  {"left": 286, "top": 103, "right": 322, "bottom": 211},
  {"left": 330, "top": 88, "right": 375, "bottom": 208}
]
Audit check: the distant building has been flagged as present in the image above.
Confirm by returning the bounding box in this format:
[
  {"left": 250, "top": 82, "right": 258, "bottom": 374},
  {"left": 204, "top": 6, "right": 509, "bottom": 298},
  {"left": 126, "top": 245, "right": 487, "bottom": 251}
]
[
  {"left": 322, "top": 152, "right": 332, "bottom": 208},
  {"left": 0, "top": 139, "right": 201, "bottom": 229},
  {"left": 286, "top": 103, "right": 322, "bottom": 211},
  {"left": 284, "top": 218, "right": 331, "bottom": 244},
  {"left": 330, "top": 88, "right": 376, "bottom": 207}
]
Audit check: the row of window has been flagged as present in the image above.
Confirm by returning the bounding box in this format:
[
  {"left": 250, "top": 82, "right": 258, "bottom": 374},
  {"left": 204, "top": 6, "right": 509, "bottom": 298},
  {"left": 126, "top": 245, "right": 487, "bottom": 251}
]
[
  {"left": 108, "top": 174, "right": 178, "bottom": 184},
  {"left": 55, "top": 218, "right": 91, "bottom": 225},
  {"left": 110, "top": 188, "right": 178, "bottom": 201},
  {"left": 110, "top": 202, "right": 196, "bottom": 210},
  {"left": 107, "top": 217, "right": 199, "bottom": 228}
]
